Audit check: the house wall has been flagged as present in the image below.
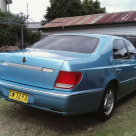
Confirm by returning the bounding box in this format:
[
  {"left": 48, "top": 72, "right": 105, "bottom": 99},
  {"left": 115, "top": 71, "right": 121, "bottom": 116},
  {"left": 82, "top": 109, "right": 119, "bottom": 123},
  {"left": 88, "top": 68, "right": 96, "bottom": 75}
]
[
  {"left": 26, "top": 22, "right": 41, "bottom": 32},
  {"left": 42, "top": 23, "right": 136, "bottom": 46},
  {"left": 0, "top": 0, "right": 7, "bottom": 12},
  {"left": 42, "top": 23, "right": 136, "bottom": 35}
]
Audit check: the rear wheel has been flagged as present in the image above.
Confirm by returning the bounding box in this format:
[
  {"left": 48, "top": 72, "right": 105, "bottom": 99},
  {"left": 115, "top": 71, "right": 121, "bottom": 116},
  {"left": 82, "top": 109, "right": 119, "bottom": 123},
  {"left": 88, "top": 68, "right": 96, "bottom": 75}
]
[{"left": 96, "top": 84, "right": 115, "bottom": 121}]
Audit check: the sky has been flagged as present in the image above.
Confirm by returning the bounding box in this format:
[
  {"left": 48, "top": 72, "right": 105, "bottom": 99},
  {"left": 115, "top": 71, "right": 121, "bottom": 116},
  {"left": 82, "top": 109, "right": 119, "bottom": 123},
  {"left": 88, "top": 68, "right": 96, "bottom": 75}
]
[{"left": 10, "top": 0, "right": 136, "bottom": 22}]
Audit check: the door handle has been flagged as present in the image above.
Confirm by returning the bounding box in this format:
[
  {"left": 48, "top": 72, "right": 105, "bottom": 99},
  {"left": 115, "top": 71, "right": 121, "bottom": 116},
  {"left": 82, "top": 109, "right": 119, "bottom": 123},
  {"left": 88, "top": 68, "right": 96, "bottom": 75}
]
[
  {"left": 115, "top": 69, "right": 122, "bottom": 74},
  {"left": 134, "top": 67, "right": 136, "bottom": 70},
  {"left": 116, "top": 69, "right": 122, "bottom": 72}
]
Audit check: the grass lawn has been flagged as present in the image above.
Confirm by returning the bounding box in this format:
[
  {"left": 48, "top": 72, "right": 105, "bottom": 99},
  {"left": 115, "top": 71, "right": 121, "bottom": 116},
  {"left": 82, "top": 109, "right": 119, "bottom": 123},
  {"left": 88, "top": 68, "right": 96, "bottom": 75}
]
[{"left": 1, "top": 91, "right": 136, "bottom": 136}]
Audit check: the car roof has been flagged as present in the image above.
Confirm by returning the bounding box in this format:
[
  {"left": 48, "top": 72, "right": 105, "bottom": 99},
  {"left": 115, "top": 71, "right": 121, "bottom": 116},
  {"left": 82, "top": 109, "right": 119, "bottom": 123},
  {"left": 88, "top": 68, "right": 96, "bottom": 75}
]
[{"left": 53, "top": 33, "right": 110, "bottom": 38}]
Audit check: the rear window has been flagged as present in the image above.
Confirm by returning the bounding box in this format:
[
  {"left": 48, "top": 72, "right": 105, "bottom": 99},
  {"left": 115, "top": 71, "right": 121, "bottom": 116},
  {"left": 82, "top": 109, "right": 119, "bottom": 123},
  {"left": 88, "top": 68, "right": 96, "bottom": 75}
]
[{"left": 31, "top": 35, "right": 99, "bottom": 54}]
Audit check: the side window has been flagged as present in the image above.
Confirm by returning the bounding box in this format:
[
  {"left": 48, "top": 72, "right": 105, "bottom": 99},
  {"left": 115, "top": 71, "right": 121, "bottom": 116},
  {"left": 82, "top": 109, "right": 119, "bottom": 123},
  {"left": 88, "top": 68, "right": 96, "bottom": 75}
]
[
  {"left": 124, "top": 40, "right": 136, "bottom": 56},
  {"left": 113, "top": 39, "right": 129, "bottom": 60}
]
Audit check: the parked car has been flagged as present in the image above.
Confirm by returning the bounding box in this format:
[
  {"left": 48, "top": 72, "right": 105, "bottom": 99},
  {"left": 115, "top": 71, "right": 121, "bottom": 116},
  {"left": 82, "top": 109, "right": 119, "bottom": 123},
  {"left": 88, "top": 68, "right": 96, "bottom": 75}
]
[{"left": 0, "top": 33, "right": 136, "bottom": 121}]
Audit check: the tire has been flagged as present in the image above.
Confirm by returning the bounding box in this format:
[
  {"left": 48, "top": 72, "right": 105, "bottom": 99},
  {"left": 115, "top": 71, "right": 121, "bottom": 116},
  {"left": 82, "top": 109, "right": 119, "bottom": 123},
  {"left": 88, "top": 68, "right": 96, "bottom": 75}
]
[{"left": 96, "top": 84, "right": 115, "bottom": 121}]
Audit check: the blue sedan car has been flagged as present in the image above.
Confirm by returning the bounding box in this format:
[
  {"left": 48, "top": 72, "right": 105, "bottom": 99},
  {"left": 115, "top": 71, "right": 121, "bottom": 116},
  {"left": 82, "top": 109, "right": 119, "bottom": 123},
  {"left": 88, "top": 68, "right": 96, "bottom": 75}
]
[{"left": 0, "top": 33, "right": 136, "bottom": 121}]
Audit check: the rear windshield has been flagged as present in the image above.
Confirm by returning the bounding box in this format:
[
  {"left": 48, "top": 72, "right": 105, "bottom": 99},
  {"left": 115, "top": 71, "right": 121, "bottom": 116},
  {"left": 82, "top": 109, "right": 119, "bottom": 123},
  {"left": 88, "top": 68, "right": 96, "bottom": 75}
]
[{"left": 31, "top": 35, "right": 99, "bottom": 54}]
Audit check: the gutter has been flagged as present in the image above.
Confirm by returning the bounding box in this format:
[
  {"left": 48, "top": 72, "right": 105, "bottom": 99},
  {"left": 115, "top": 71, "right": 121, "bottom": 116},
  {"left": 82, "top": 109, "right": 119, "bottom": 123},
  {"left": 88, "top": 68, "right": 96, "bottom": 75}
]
[
  {"left": 6, "top": 0, "right": 12, "bottom": 4},
  {"left": 39, "top": 21, "right": 136, "bottom": 31}
]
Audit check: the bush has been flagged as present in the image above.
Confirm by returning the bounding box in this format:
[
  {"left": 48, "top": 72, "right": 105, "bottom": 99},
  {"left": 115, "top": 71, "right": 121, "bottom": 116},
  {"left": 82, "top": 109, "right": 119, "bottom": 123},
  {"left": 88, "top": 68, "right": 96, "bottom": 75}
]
[
  {"left": 0, "top": 10, "right": 41, "bottom": 49},
  {"left": 0, "top": 46, "right": 20, "bottom": 52}
]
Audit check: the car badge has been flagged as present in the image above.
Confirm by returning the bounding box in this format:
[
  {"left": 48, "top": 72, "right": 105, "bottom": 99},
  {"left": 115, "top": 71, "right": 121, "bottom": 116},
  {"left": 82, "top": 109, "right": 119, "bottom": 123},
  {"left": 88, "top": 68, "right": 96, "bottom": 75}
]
[{"left": 22, "top": 57, "right": 26, "bottom": 63}]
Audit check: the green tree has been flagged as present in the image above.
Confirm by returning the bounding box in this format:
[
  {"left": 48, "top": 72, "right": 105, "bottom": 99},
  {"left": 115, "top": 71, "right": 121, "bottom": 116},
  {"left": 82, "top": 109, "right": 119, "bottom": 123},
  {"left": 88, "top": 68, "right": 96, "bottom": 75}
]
[
  {"left": 45, "top": 0, "right": 106, "bottom": 21},
  {"left": 45, "top": 0, "right": 83, "bottom": 21},
  {"left": 81, "top": 0, "right": 106, "bottom": 15},
  {"left": 0, "top": 10, "right": 41, "bottom": 48}
]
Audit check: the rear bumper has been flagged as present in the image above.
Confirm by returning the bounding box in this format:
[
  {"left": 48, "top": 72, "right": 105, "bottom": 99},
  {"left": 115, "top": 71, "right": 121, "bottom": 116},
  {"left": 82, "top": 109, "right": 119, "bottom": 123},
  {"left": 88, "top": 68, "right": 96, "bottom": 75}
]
[{"left": 0, "top": 79, "right": 104, "bottom": 115}]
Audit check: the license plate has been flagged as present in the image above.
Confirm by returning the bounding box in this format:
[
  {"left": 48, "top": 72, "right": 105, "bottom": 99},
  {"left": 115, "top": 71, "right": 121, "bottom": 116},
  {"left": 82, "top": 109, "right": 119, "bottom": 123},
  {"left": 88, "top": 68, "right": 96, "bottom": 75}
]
[{"left": 9, "top": 90, "right": 29, "bottom": 103}]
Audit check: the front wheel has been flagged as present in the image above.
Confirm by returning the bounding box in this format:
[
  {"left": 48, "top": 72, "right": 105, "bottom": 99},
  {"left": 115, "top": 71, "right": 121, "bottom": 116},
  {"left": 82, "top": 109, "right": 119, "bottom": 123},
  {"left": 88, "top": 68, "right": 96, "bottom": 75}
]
[{"left": 96, "top": 84, "right": 115, "bottom": 121}]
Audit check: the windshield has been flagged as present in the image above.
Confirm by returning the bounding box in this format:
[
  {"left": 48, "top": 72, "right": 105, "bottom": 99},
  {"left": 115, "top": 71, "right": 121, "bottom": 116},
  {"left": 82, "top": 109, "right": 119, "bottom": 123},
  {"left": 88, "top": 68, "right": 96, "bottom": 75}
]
[{"left": 31, "top": 35, "right": 99, "bottom": 54}]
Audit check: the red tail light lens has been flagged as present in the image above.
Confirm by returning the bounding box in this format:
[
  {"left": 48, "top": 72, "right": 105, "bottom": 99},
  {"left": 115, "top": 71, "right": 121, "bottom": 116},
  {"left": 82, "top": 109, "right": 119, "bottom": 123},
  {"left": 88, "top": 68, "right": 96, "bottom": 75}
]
[{"left": 54, "top": 71, "right": 82, "bottom": 89}]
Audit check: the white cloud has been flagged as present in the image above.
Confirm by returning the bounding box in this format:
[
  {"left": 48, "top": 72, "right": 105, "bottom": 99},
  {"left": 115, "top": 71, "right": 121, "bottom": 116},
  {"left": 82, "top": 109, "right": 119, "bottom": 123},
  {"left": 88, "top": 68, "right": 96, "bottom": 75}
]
[
  {"left": 99, "top": 0, "right": 136, "bottom": 13},
  {"left": 9, "top": 0, "right": 136, "bottom": 22}
]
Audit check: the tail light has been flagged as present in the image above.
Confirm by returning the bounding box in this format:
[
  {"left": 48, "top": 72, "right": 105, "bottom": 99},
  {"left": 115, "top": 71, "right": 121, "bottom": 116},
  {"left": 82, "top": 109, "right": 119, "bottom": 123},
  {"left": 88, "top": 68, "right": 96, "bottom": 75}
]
[{"left": 54, "top": 71, "right": 82, "bottom": 89}]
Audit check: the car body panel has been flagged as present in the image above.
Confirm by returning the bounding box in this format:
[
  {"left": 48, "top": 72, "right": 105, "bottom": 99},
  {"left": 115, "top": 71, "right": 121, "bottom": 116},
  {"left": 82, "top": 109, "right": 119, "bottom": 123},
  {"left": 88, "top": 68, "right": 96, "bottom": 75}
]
[
  {"left": 0, "top": 49, "right": 89, "bottom": 89},
  {"left": 131, "top": 60, "right": 136, "bottom": 90},
  {"left": 110, "top": 37, "right": 135, "bottom": 97},
  {"left": 0, "top": 33, "right": 136, "bottom": 115},
  {"left": 0, "top": 78, "right": 104, "bottom": 115}
]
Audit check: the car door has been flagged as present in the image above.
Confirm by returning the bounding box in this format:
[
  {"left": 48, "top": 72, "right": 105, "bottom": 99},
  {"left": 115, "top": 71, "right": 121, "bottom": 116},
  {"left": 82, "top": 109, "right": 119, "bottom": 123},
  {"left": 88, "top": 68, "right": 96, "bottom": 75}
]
[
  {"left": 112, "top": 39, "right": 134, "bottom": 97},
  {"left": 123, "top": 40, "right": 136, "bottom": 90}
]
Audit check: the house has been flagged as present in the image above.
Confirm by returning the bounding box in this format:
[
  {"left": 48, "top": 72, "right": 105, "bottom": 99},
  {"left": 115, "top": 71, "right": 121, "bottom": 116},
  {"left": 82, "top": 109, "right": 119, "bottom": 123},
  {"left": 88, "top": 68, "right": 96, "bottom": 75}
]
[
  {"left": 40, "top": 10, "right": 136, "bottom": 46},
  {"left": 0, "top": 0, "right": 12, "bottom": 12},
  {"left": 26, "top": 22, "right": 41, "bottom": 32}
]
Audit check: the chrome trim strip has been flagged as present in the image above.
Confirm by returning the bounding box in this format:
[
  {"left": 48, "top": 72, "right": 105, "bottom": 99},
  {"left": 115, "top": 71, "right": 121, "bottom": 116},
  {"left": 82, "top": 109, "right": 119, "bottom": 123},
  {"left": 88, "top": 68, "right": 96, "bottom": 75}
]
[
  {"left": 1, "top": 62, "right": 54, "bottom": 73},
  {"left": 81, "top": 64, "right": 132, "bottom": 71},
  {"left": 120, "top": 77, "right": 134, "bottom": 83},
  {"left": 113, "top": 64, "right": 131, "bottom": 67},
  {"left": 0, "top": 82, "right": 103, "bottom": 97},
  {"left": 42, "top": 68, "right": 54, "bottom": 73},
  {"left": 8, "top": 62, "right": 42, "bottom": 71}
]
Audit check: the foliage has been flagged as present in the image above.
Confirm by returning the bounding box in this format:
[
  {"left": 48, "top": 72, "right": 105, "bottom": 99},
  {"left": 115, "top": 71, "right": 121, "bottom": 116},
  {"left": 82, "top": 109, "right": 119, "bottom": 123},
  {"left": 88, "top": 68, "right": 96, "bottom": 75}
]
[
  {"left": 40, "top": 20, "right": 48, "bottom": 26},
  {"left": 81, "top": 0, "right": 106, "bottom": 15},
  {"left": 45, "top": 0, "right": 82, "bottom": 21},
  {"left": 0, "top": 10, "right": 41, "bottom": 48},
  {"left": 45, "top": 0, "right": 106, "bottom": 21},
  {"left": 23, "top": 26, "right": 41, "bottom": 48}
]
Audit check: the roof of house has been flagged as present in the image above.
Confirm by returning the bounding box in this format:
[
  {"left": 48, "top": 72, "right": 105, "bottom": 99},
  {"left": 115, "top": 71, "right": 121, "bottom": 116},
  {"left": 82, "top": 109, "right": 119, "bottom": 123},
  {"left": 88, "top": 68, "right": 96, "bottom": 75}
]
[{"left": 41, "top": 10, "right": 136, "bottom": 29}]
